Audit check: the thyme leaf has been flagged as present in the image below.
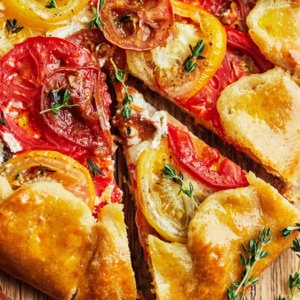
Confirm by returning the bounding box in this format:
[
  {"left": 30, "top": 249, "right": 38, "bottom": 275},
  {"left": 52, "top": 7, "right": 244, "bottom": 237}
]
[
  {"left": 227, "top": 228, "right": 273, "bottom": 300},
  {"left": 40, "top": 88, "right": 78, "bottom": 115},
  {"left": 183, "top": 40, "right": 205, "bottom": 74},
  {"left": 87, "top": 157, "right": 104, "bottom": 177},
  {"left": 161, "top": 163, "right": 198, "bottom": 209},
  {"left": 88, "top": 0, "right": 104, "bottom": 28},
  {"left": 279, "top": 224, "right": 300, "bottom": 300},
  {"left": 46, "top": 0, "right": 58, "bottom": 8},
  {"left": 110, "top": 58, "right": 133, "bottom": 120},
  {"left": 5, "top": 19, "right": 23, "bottom": 34},
  {"left": 0, "top": 112, "right": 6, "bottom": 127}
]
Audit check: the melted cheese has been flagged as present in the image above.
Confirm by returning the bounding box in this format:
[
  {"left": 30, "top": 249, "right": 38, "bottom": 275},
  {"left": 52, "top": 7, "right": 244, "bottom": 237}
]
[{"left": 151, "top": 22, "right": 200, "bottom": 69}]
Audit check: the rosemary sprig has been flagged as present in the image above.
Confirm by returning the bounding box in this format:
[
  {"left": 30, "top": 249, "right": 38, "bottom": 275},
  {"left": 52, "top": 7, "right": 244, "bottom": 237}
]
[
  {"left": 183, "top": 40, "right": 205, "bottom": 74},
  {"left": 227, "top": 228, "right": 273, "bottom": 300},
  {"left": 110, "top": 58, "right": 133, "bottom": 120},
  {"left": 40, "top": 88, "right": 78, "bottom": 115},
  {"left": 161, "top": 163, "right": 198, "bottom": 209},
  {"left": 279, "top": 224, "right": 300, "bottom": 300},
  {"left": 88, "top": 0, "right": 104, "bottom": 28},
  {"left": 46, "top": 0, "right": 58, "bottom": 8}
]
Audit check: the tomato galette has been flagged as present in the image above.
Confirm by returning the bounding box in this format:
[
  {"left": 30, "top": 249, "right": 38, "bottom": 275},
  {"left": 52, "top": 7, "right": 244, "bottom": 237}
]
[{"left": 0, "top": 0, "right": 300, "bottom": 299}]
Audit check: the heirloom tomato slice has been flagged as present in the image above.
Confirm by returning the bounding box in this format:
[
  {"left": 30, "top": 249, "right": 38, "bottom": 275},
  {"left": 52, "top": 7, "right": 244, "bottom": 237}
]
[
  {"left": 136, "top": 138, "right": 199, "bottom": 243},
  {"left": 2, "top": 0, "right": 89, "bottom": 30},
  {"left": 167, "top": 124, "right": 249, "bottom": 189},
  {"left": 126, "top": 0, "right": 226, "bottom": 100},
  {"left": 0, "top": 150, "right": 96, "bottom": 209},
  {"left": 98, "top": 0, "right": 174, "bottom": 50},
  {"left": 0, "top": 36, "right": 113, "bottom": 157}
]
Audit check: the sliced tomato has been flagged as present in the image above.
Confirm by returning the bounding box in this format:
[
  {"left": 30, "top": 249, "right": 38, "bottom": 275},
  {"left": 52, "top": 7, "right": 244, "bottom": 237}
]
[
  {"left": 39, "top": 67, "right": 113, "bottom": 157},
  {"left": 0, "top": 36, "right": 113, "bottom": 157},
  {"left": 126, "top": 0, "right": 226, "bottom": 100},
  {"left": 2, "top": 0, "right": 89, "bottom": 30},
  {"left": 136, "top": 139, "right": 199, "bottom": 242},
  {"left": 0, "top": 150, "right": 96, "bottom": 209},
  {"left": 167, "top": 123, "right": 248, "bottom": 189},
  {"left": 99, "top": 0, "right": 174, "bottom": 51}
]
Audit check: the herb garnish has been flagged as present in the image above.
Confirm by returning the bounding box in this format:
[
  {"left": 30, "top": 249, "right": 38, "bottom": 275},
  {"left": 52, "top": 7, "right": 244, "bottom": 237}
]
[
  {"left": 227, "top": 228, "right": 273, "bottom": 300},
  {"left": 5, "top": 19, "right": 23, "bottom": 34},
  {"left": 46, "top": 0, "right": 58, "bottom": 8},
  {"left": 0, "top": 112, "right": 6, "bottom": 127},
  {"left": 88, "top": 0, "right": 104, "bottom": 29},
  {"left": 87, "top": 157, "right": 104, "bottom": 177},
  {"left": 183, "top": 40, "right": 205, "bottom": 74},
  {"left": 40, "top": 88, "right": 78, "bottom": 115},
  {"left": 110, "top": 58, "right": 133, "bottom": 120},
  {"left": 279, "top": 224, "right": 300, "bottom": 300},
  {"left": 161, "top": 163, "right": 198, "bottom": 209}
]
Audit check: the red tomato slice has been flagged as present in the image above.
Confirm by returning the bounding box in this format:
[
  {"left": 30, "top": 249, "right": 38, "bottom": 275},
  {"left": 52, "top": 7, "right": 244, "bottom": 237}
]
[
  {"left": 0, "top": 36, "right": 113, "bottom": 157},
  {"left": 39, "top": 67, "right": 113, "bottom": 156},
  {"left": 167, "top": 123, "right": 248, "bottom": 189},
  {"left": 99, "top": 0, "right": 174, "bottom": 50}
]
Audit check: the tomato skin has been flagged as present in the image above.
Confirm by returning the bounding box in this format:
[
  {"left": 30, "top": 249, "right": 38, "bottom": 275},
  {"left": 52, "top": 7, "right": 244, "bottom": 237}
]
[
  {"left": 99, "top": 0, "right": 174, "bottom": 51},
  {"left": 167, "top": 123, "right": 248, "bottom": 189}
]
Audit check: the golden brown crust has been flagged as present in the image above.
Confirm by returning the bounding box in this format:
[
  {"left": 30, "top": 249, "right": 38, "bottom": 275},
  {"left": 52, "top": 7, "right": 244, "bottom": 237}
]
[
  {"left": 0, "top": 181, "right": 137, "bottom": 300},
  {"left": 0, "top": 181, "right": 96, "bottom": 300},
  {"left": 76, "top": 204, "right": 137, "bottom": 300},
  {"left": 217, "top": 67, "right": 300, "bottom": 189},
  {"left": 148, "top": 173, "right": 300, "bottom": 300}
]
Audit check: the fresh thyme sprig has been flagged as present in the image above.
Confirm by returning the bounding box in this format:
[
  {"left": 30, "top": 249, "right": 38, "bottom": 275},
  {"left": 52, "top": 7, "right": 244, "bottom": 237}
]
[
  {"left": 110, "top": 58, "right": 133, "bottom": 120},
  {"left": 279, "top": 224, "right": 300, "bottom": 300},
  {"left": 227, "top": 228, "right": 273, "bottom": 300},
  {"left": 88, "top": 0, "right": 104, "bottom": 28},
  {"left": 40, "top": 88, "right": 78, "bottom": 115},
  {"left": 161, "top": 163, "right": 198, "bottom": 209},
  {"left": 46, "top": 0, "right": 58, "bottom": 9},
  {"left": 183, "top": 39, "right": 205, "bottom": 74}
]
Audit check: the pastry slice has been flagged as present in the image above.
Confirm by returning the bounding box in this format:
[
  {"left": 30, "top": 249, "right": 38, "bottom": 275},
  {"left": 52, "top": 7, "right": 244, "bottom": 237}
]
[
  {"left": 217, "top": 67, "right": 300, "bottom": 199},
  {"left": 113, "top": 82, "right": 300, "bottom": 299},
  {"left": 0, "top": 152, "right": 137, "bottom": 300}
]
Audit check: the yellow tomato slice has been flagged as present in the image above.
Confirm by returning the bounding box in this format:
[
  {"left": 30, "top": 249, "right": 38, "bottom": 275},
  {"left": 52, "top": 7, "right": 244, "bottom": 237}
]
[
  {"left": 136, "top": 139, "right": 205, "bottom": 243},
  {"left": 2, "top": 0, "right": 89, "bottom": 30},
  {"left": 126, "top": 0, "right": 226, "bottom": 101},
  {"left": 0, "top": 150, "right": 95, "bottom": 209}
]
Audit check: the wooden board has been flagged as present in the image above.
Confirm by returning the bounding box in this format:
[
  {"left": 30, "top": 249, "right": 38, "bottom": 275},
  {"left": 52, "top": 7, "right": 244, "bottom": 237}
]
[{"left": 1, "top": 79, "right": 300, "bottom": 299}]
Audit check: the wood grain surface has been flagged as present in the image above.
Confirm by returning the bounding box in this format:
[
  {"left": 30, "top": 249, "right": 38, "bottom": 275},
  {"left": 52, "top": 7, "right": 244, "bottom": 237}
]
[{"left": 1, "top": 78, "right": 300, "bottom": 299}]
